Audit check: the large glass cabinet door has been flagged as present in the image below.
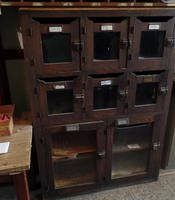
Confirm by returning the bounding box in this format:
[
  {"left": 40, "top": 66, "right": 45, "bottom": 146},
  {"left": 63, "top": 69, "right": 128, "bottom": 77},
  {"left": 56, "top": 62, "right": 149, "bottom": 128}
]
[
  {"left": 110, "top": 117, "right": 160, "bottom": 180},
  {"left": 86, "top": 17, "right": 128, "bottom": 74},
  {"left": 38, "top": 77, "right": 84, "bottom": 125},
  {"left": 31, "top": 18, "right": 80, "bottom": 76},
  {"left": 86, "top": 74, "right": 127, "bottom": 120},
  {"left": 129, "top": 17, "right": 175, "bottom": 71},
  {"left": 46, "top": 121, "right": 105, "bottom": 190},
  {"left": 128, "top": 71, "right": 168, "bottom": 113}
]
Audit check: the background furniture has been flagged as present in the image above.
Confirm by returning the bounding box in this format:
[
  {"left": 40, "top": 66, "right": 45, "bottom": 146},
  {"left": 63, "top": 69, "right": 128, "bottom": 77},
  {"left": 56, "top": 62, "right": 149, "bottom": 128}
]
[{"left": 0, "top": 123, "right": 32, "bottom": 200}]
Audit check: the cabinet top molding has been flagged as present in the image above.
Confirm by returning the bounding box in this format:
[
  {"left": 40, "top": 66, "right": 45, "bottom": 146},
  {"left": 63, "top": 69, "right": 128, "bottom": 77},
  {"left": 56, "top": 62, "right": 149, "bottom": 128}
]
[{"left": 1, "top": 2, "right": 175, "bottom": 8}]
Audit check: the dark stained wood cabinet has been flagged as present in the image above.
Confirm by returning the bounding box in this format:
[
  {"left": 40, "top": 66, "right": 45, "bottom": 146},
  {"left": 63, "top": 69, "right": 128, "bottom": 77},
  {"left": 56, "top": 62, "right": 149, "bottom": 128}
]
[{"left": 20, "top": 7, "right": 175, "bottom": 199}]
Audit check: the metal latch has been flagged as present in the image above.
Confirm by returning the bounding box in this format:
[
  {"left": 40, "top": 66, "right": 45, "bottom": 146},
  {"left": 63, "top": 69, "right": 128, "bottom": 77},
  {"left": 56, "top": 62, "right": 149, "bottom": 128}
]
[
  {"left": 119, "top": 90, "right": 128, "bottom": 99},
  {"left": 74, "top": 94, "right": 84, "bottom": 101},
  {"left": 97, "top": 151, "right": 106, "bottom": 159},
  {"left": 153, "top": 142, "right": 161, "bottom": 150},
  {"left": 159, "top": 86, "right": 168, "bottom": 95},
  {"left": 165, "top": 38, "right": 175, "bottom": 47},
  {"left": 72, "top": 40, "right": 84, "bottom": 51}
]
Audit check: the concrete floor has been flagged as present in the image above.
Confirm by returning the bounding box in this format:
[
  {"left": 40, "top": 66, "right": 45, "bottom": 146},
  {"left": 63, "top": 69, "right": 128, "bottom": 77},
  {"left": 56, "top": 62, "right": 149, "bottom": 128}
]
[{"left": 1, "top": 170, "right": 175, "bottom": 200}]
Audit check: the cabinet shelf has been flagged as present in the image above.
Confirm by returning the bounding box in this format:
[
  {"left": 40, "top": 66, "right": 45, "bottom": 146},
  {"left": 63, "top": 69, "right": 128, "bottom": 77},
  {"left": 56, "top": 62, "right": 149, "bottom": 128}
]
[
  {"left": 112, "top": 150, "right": 149, "bottom": 179},
  {"left": 54, "top": 173, "right": 96, "bottom": 189},
  {"left": 52, "top": 145, "right": 96, "bottom": 160},
  {"left": 113, "top": 143, "right": 150, "bottom": 154}
]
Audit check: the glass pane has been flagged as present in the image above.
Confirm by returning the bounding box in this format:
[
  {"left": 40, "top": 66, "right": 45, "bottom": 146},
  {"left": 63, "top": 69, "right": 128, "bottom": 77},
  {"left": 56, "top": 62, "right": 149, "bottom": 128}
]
[
  {"left": 139, "top": 31, "right": 165, "bottom": 58},
  {"left": 51, "top": 130, "right": 96, "bottom": 188},
  {"left": 112, "top": 124, "right": 152, "bottom": 179},
  {"left": 94, "top": 32, "right": 120, "bottom": 60},
  {"left": 47, "top": 89, "right": 73, "bottom": 115},
  {"left": 53, "top": 158, "right": 96, "bottom": 189},
  {"left": 41, "top": 33, "right": 72, "bottom": 63},
  {"left": 112, "top": 151, "right": 149, "bottom": 179},
  {"left": 94, "top": 85, "right": 118, "bottom": 109},
  {"left": 136, "top": 82, "right": 158, "bottom": 105}
]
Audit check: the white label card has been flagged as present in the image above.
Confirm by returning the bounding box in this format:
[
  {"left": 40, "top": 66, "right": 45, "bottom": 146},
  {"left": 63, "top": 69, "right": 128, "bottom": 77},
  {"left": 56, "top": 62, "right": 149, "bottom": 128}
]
[
  {"left": 54, "top": 85, "right": 65, "bottom": 90},
  {"left": 66, "top": 125, "right": 79, "bottom": 132},
  {"left": 101, "top": 25, "right": 113, "bottom": 31},
  {"left": 117, "top": 118, "right": 129, "bottom": 125},
  {"left": 148, "top": 24, "right": 160, "bottom": 30},
  {"left": 49, "top": 26, "right": 63, "bottom": 33},
  {"left": 0, "top": 142, "right": 10, "bottom": 154},
  {"left": 101, "top": 80, "right": 112, "bottom": 86},
  {"left": 128, "top": 144, "right": 141, "bottom": 149}
]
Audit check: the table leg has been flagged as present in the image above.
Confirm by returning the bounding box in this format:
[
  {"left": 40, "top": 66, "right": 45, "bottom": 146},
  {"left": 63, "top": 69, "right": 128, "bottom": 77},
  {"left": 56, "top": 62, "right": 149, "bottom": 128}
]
[{"left": 13, "top": 171, "right": 30, "bottom": 200}]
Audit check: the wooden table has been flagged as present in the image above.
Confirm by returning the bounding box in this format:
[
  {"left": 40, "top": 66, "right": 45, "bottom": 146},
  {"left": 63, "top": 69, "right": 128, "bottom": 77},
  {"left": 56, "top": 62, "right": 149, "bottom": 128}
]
[{"left": 0, "top": 124, "right": 32, "bottom": 200}]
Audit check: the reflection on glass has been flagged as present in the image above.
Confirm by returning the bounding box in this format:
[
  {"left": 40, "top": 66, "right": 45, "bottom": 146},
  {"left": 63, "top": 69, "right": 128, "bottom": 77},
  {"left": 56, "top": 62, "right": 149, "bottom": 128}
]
[
  {"left": 47, "top": 89, "right": 73, "bottom": 115},
  {"left": 139, "top": 31, "right": 165, "bottom": 58},
  {"left": 51, "top": 130, "right": 96, "bottom": 188},
  {"left": 53, "top": 158, "right": 96, "bottom": 188},
  {"left": 112, "top": 124, "right": 152, "bottom": 179},
  {"left": 94, "top": 32, "right": 120, "bottom": 60},
  {"left": 135, "top": 82, "right": 158, "bottom": 105},
  {"left": 42, "top": 33, "right": 72, "bottom": 63},
  {"left": 94, "top": 85, "right": 118, "bottom": 109}
]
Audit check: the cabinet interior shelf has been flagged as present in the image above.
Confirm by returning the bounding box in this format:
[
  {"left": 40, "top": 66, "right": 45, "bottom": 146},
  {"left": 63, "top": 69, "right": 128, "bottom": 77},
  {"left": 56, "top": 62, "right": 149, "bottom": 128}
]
[
  {"left": 113, "top": 143, "right": 150, "bottom": 154},
  {"left": 52, "top": 145, "right": 96, "bottom": 160},
  {"left": 54, "top": 173, "right": 96, "bottom": 189}
]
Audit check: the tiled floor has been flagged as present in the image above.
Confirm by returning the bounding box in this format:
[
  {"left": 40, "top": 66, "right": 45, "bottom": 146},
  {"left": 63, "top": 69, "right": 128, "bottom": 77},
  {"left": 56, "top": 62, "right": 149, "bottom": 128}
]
[{"left": 1, "top": 170, "right": 175, "bottom": 200}]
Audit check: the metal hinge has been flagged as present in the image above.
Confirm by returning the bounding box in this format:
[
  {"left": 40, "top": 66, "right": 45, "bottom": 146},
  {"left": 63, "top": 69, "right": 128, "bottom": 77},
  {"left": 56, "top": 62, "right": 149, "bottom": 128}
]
[
  {"left": 159, "top": 86, "right": 168, "bottom": 95},
  {"left": 130, "top": 26, "right": 134, "bottom": 34},
  {"left": 30, "top": 58, "right": 35, "bottom": 66},
  {"left": 34, "top": 88, "right": 38, "bottom": 95},
  {"left": 119, "top": 89, "right": 128, "bottom": 99},
  {"left": 36, "top": 113, "right": 40, "bottom": 118},
  {"left": 82, "top": 26, "right": 87, "bottom": 34},
  {"left": 153, "top": 142, "right": 161, "bottom": 150},
  {"left": 128, "top": 54, "right": 132, "bottom": 60},
  {"left": 27, "top": 28, "right": 32, "bottom": 37},
  {"left": 165, "top": 38, "right": 175, "bottom": 47},
  {"left": 82, "top": 56, "right": 86, "bottom": 64}
]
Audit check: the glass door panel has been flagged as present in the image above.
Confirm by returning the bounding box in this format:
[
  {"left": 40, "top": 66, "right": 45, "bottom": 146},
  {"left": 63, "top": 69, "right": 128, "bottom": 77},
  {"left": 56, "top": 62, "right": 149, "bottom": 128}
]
[
  {"left": 86, "top": 17, "right": 128, "bottom": 74},
  {"left": 94, "top": 32, "right": 120, "bottom": 60},
  {"left": 38, "top": 77, "right": 83, "bottom": 125},
  {"left": 41, "top": 33, "right": 72, "bottom": 63},
  {"left": 32, "top": 18, "right": 80, "bottom": 76},
  {"left": 129, "top": 17, "right": 175, "bottom": 71},
  {"left": 51, "top": 130, "right": 97, "bottom": 188},
  {"left": 94, "top": 85, "right": 118, "bottom": 109},
  {"left": 135, "top": 83, "right": 158, "bottom": 105},
  {"left": 139, "top": 31, "right": 165, "bottom": 58},
  {"left": 86, "top": 75, "right": 126, "bottom": 120},
  {"left": 47, "top": 89, "right": 74, "bottom": 115},
  {"left": 112, "top": 123, "right": 152, "bottom": 179}
]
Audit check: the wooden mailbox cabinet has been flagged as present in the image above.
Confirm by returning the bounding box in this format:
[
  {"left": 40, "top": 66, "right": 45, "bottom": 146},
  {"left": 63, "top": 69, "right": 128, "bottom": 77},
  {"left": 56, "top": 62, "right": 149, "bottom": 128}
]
[{"left": 20, "top": 8, "right": 175, "bottom": 199}]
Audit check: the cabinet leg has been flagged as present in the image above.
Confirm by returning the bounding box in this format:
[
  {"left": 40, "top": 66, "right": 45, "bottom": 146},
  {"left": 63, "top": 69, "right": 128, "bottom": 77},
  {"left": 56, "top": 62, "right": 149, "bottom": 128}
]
[{"left": 13, "top": 171, "right": 30, "bottom": 200}]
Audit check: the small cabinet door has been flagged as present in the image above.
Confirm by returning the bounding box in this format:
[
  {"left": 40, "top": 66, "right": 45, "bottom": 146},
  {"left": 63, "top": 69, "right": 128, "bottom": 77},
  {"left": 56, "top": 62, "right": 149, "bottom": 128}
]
[
  {"left": 128, "top": 71, "right": 168, "bottom": 113},
  {"left": 31, "top": 18, "right": 80, "bottom": 77},
  {"left": 129, "top": 17, "right": 175, "bottom": 71},
  {"left": 38, "top": 77, "right": 84, "bottom": 125},
  {"left": 86, "top": 74, "right": 128, "bottom": 120},
  {"left": 45, "top": 121, "right": 106, "bottom": 191},
  {"left": 106, "top": 116, "right": 161, "bottom": 181},
  {"left": 86, "top": 17, "right": 128, "bottom": 74}
]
